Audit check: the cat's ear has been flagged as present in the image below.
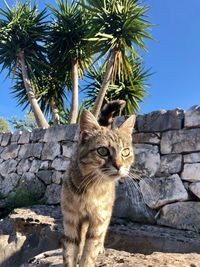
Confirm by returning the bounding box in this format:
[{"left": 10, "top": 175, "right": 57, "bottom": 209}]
[
  {"left": 118, "top": 115, "right": 136, "bottom": 135},
  {"left": 79, "top": 109, "right": 100, "bottom": 139}
]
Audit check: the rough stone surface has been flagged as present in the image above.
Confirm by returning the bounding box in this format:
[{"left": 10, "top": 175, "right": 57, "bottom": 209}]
[
  {"left": 161, "top": 128, "right": 200, "bottom": 154},
  {"left": 44, "top": 124, "right": 77, "bottom": 142},
  {"left": 19, "top": 173, "right": 46, "bottom": 199},
  {"left": 44, "top": 184, "right": 62, "bottom": 204},
  {"left": 1, "top": 133, "right": 11, "bottom": 146},
  {"left": 157, "top": 154, "right": 182, "bottom": 175},
  {"left": 136, "top": 109, "right": 184, "bottom": 132},
  {"left": 29, "top": 159, "right": 41, "bottom": 173},
  {"left": 52, "top": 171, "right": 63, "bottom": 184},
  {"left": 140, "top": 175, "right": 188, "bottom": 209},
  {"left": 0, "top": 173, "right": 20, "bottom": 197},
  {"left": 1, "top": 144, "right": 20, "bottom": 160},
  {"left": 62, "top": 142, "right": 74, "bottom": 158},
  {"left": 30, "top": 128, "right": 46, "bottom": 143},
  {"left": 0, "top": 159, "right": 18, "bottom": 176},
  {"left": 156, "top": 202, "right": 200, "bottom": 231},
  {"left": 185, "top": 105, "right": 200, "bottom": 128},
  {"left": 20, "top": 249, "right": 200, "bottom": 267},
  {"left": 36, "top": 170, "right": 52, "bottom": 185},
  {"left": 18, "top": 130, "right": 31, "bottom": 144},
  {"left": 1, "top": 206, "right": 200, "bottom": 267},
  {"left": 133, "top": 132, "right": 160, "bottom": 144},
  {"left": 41, "top": 142, "right": 60, "bottom": 160},
  {"left": 133, "top": 144, "right": 160, "bottom": 177},
  {"left": 11, "top": 130, "right": 22, "bottom": 143},
  {"left": 189, "top": 182, "right": 200, "bottom": 199},
  {"left": 181, "top": 163, "right": 200, "bottom": 182},
  {"left": 19, "top": 143, "right": 43, "bottom": 159},
  {"left": 113, "top": 181, "right": 156, "bottom": 223},
  {"left": 184, "top": 152, "right": 200, "bottom": 163},
  {"left": 51, "top": 157, "right": 70, "bottom": 171}
]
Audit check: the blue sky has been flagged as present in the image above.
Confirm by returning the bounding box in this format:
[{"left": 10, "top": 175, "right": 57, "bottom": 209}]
[{"left": 0, "top": 0, "right": 200, "bottom": 122}]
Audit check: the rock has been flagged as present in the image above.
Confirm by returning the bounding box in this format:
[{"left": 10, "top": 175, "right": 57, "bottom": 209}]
[
  {"left": 18, "top": 130, "right": 31, "bottom": 144},
  {"left": 51, "top": 157, "right": 70, "bottom": 171},
  {"left": 40, "top": 161, "right": 49, "bottom": 170},
  {"left": 62, "top": 142, "right": 74, "bottom": 158},
  {"left": 157, "top": 154, "right": 182, "bottom": 175},
  {"left": 1, "top": 144, "right": 20, "bottom": 160},
  {"left": 0, "top": 159, "right": 18, "bottom": 177},
  {"left": 185, "top": 105, "right": 200, "bottom": 128},
  {"left": 41, "top": 142, "right": 60, "bottom": 160},
  {"left": 184, "top": 152, "right": 200, "bottom": 163},
  {"left": 113, "top": 180, "right": 156, "bottom": 224},
  {"left": 17, "top": 159, "right": 31, "bottom": 175},
  {"left": 36, "top": 170, "right": 52, "bottom": 185},
  {"left": 20, "top": 248, "right": 200, "bottom": 267},
  {"left": 133, "top": 144, "right": 160, "bottom": 177},
  {"left": 161, "top": 129, "right": 200, "bottom": 154},
  {"left": 19, "top": 143, "right": 43, "bottom": 159},
  {"left": 0, "top": 132, "right": 3, "bottom": 143},
  {"left": 181, "top": 163, "right": 200, "bottom": 182},
  {"left": 1, "top": 205, "right": 200, "bottom": 267},
  {"left": 0, "top": 173, "right": 20, "bottom": 197},
  {"left": 30, "top": 128, "right": 46, "bottom": 143},
  {"left": 52, "top": 171, "right": 63, "bottom": 185},
  {"left": 136, "top": 109, "right": 184, "bottom": 132},
  {"left": 133, "top": 132, "right": 160, "bottom": 144},
  {"left": 44, "top": 124, "right": 78, "bottom": 143},
  {"left": 189, "top": 182, "right": 200, "bottom": 199},
  {"left": 44, "top": 184, "right": 62, "bottom": 204},
  {"left": 29, "top": 159, "right": 42, "bottom": 173},
  {"left": 11, "top": 130, "right": 22, "bottom": 143},
  {"left": 156, "top": 202, "right": 200, "bottom": 231},
  {"left": 19, "top": 173, "right": 46, "bottom": 199},
  {"left": 1, "top": 133, "right": 12, "bottom": 146},
  {"left": 139, "top": 174, "right": 188, "bottom": 209}
]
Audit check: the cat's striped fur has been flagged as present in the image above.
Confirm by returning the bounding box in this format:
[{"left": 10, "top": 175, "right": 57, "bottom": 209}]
[{"left": 61, "top": 102, "right": 136, "bottom": 267}]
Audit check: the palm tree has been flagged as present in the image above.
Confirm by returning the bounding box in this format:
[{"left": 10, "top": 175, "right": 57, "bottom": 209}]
[
  {"left": 83, "top": 57, "right": 150, "bottom": 114},
  {"left": 85, "top": 0, "right": 152, "bottom": 117},
  {"left": 0, "top": 0, "right": 49, "bottom": 128},
  {"left": 48, "top": 0, "right": 92, "bottom": 124}
]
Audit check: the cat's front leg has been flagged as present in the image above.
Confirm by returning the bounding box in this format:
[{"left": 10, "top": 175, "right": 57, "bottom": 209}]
[{"left": 79, "top": 217, "right": 110, "bottom": 267}]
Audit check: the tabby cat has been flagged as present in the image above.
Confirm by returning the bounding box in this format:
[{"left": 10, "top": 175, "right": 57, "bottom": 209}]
[{"left": 61, "top": 101, "right": 136, "bottom": 267}]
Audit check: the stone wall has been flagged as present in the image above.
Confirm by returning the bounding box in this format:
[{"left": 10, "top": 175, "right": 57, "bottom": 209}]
[{"left": 1, "top": 105, "right": 200, "bottom": 232}]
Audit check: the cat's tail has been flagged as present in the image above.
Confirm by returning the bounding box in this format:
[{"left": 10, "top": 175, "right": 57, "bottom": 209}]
[{"left": 98, "top": 100, "right": 126, "bottom": 127}]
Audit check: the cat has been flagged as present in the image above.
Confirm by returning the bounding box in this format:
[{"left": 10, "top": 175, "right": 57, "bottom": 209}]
[{"left": 61, "top": 101, "right": 136, "bottom": 267}]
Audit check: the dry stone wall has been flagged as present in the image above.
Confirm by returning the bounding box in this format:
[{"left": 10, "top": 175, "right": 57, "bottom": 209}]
[{"left": 0, "top": 105, "right": 200, "bottom": 232}]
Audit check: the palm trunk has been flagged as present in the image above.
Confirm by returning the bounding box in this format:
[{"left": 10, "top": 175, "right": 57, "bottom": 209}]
[
  {"left": 91, "top": 50, "right": 116, "bottom": 118},
  {"left": 49, "top": 98, "right": 60, "bottom": 125},
  {"left": 69, "top": 60, "right": 79, "bottom": 124},
  {"left": 18, "top": 51, "right": 49, "bottom": 128}
]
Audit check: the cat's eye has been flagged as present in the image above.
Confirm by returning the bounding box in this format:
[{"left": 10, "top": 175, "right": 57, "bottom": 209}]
[
  {"left": 97, "top": 147, "right": 110, "bottom": 157},
  {"left": 121, "top": 148, "right": 130, "bottom": 157}
]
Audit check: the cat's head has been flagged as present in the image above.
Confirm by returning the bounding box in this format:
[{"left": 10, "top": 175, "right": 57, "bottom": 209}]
[{"left": 77, "top": 109, "right": 136, "bottom": 180}]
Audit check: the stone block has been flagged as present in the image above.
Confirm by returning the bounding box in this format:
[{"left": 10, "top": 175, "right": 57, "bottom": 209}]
[
  {"left": 44, "top": 124, "right": 78, "bottom": 143},
  {"left": 29, "top": 159, "right": 41, "bottom": 173},
  {"left": 113, "top": 181, "right": 156, "bottom": 223},
  {"left": 156, "top": 202, "right": 200, "bottom": 231},
  {"left": 157, "top": 154, "right": 182, "bottom": 176},
  {"left": 189, "top": 182, "right": 200, "bottom": 199},
  {"left": 184, "top": 152, "right": 200, "bottom": 163},
  {"left": 19, "top": 143, "right": 43, "bottom": 159},
  {"left": 133, "top": 132, "right": 160, "bottom": 144},
  {"left": 1, "top": 133, "right": 12, "bottom": 146},
  {"left": 181, "top": 163, "right": 200, "bottom": 182},
  {"left": 133, "top": 144, "right": 160, "bottom": 177},
  {"left": 62, "top": 142, "right": 75, "bottom": 158},
  {"left": 185, "top": 105, "right": 200, "bottom": 128},
  {"left": 51, "top": 157, "right": 70, "bottom": 171},
  {"left": 0, "top": 159, "right": 18, "bottom": 177},
  {"left": 19, "top": 172, "right": 46, "bottom": 199},
  {"left": 161, "top": 129, "right": 200, "bottom": 154},
  {"left": 52, "top": 171, "right": 63, "bottom": 184},
  {"left": 41, "top": 142, "right": 60, "bottom": 160},
  {"left": 30, "top": 128, "right": 46, "bottom": 143},
  {"left": 1, "top": 144, "right": 20, "bottom": 160},
  {"left": 18, "top": 130, "right": 31, "bottom": 144},
  {"left": 36, "top": 170, "right": 52, "bottom": 185},
  {"left": 45, "top": 184, "right": 62, "bottom": 204},
  {"left": 0, "top": 173, "right": 20, "bottom": 197},
  {"left": 17, "top": 159, "right": 31, "bottom": 175},
  {"left": 136, "top": 109, "right": 184, "bottom": 132},
  {"left": 140, "top": 174, "right": 188, "bottom": 209},
  {"left": 11, "top": 130, "right": 22, "bottom": 143}
]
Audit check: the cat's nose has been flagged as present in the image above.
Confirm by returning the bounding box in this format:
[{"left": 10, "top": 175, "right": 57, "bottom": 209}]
[{"left": 113, "top": 160, "right": 123, "bottom": 171}]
